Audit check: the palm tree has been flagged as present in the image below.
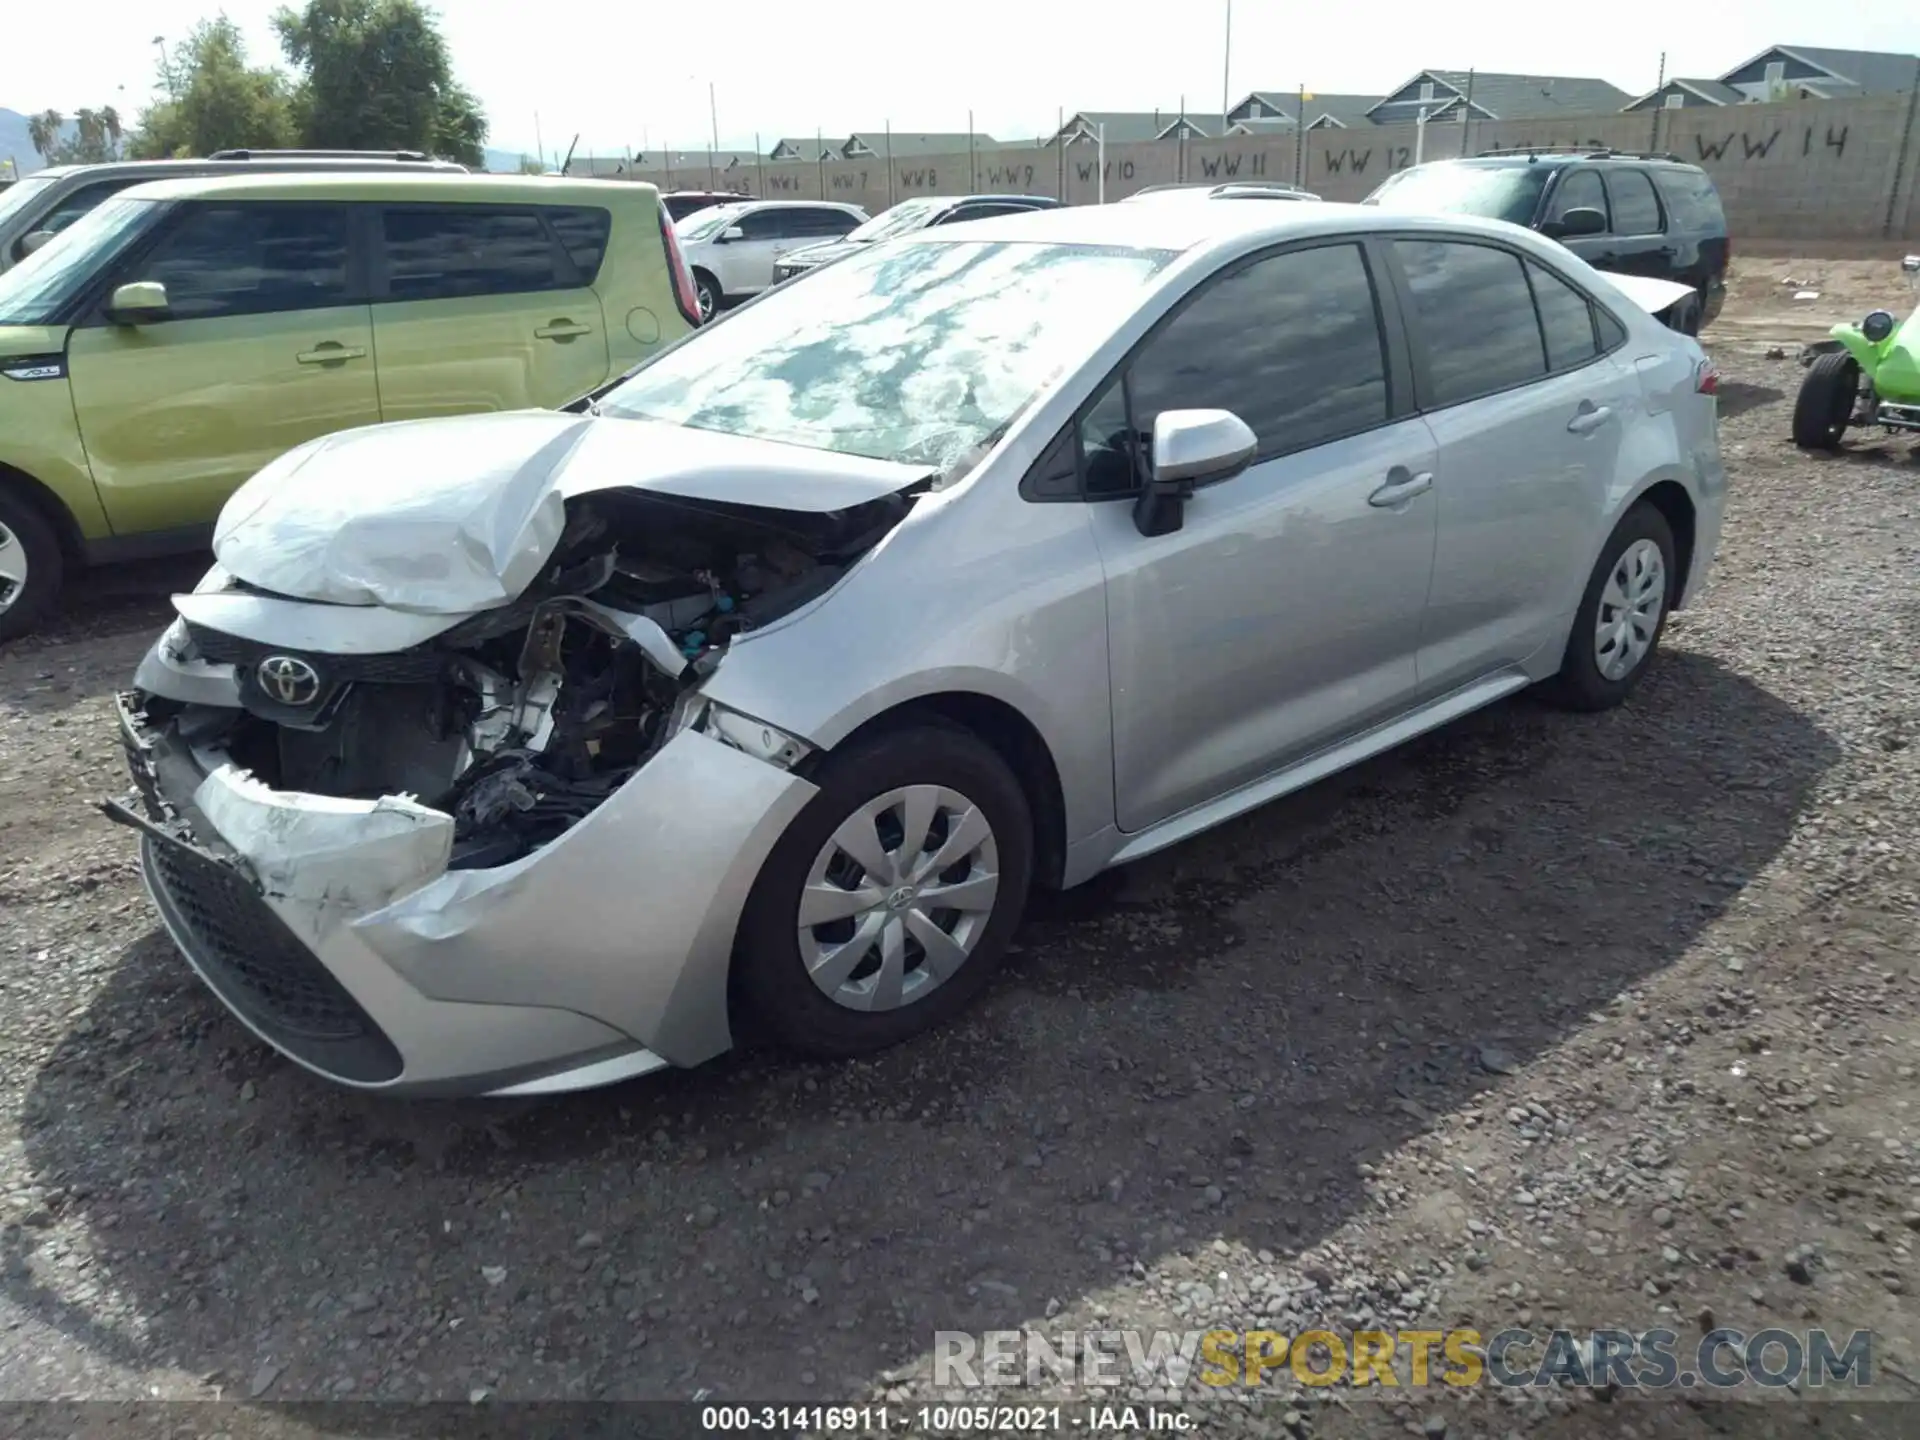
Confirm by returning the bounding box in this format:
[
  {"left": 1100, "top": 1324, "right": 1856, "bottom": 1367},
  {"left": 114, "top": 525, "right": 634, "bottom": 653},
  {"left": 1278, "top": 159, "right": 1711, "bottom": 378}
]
[{"left": 26, "top": 110, "right": 65, "bottom": 161}]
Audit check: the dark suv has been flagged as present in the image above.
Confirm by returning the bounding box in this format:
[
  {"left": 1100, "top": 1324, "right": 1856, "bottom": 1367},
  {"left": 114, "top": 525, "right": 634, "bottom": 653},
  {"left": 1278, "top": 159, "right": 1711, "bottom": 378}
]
[{"left": 1364, "top": 149, "right": 1729, "bottom": 333}]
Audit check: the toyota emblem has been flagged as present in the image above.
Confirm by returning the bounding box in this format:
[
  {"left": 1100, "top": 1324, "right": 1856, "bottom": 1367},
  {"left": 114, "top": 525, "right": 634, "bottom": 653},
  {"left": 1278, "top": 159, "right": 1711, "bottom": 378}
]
[{"left": 256, "top": 655, "right": 322, "bottom": 706}]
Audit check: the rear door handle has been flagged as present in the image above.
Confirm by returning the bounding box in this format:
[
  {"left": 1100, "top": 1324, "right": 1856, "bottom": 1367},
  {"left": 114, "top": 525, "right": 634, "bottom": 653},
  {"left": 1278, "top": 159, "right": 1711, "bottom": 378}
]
[
  {"left": 1567, "top": 401, "right": 1614, "bottom": 435},
  {"left": 535, "top": 320, "right": 594, "bottom": 341},
  {"left": 295, "top": 343, "right": 366, "bottom": 365},
  {"left": 1368, "top": 466, "right": 1433, "bottom": 507}
]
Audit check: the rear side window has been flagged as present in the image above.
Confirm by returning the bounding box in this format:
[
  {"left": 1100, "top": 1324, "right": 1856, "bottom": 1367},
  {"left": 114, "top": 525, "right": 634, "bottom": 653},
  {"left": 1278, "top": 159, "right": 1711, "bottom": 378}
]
[
  {"left": 1526, "top": 260, "right": 1600, "bottom": 370},
  {"left": 1393, "top": 239, "right": 1546, "bottom": 406},
  {"left": 125, "top": 201, "right": 352, "bottom": 321},
  {"left": 1653, "top": 168, "right": 1726, "bottom": 234},
  {"left": 794, "top": 208, "right": 861, "bottom": 237},
  {"left": 1602, "top": 171, "right": 1663, "bottom": 236},
  {"left": 379, "top": 207, "right": 573, "bottom": 300},
  {"left": 541, "top": 206, "right": 612, "bottom": 283}
]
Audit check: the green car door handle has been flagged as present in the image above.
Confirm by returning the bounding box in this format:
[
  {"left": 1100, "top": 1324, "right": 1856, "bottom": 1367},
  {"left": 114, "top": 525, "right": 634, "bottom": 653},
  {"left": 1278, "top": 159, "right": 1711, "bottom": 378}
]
[
  {"left": 535, "top": 320, "right": 594, "bottom": 341},
  {"left": 296, "top": 343, "right": 367, "bottom": 365}
]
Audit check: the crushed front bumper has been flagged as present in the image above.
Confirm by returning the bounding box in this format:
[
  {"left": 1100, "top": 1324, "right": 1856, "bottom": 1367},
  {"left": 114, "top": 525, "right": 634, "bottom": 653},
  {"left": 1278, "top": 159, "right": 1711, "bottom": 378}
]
[{"left": 110, "top": 692, "right": 817, "bottom": 1097}]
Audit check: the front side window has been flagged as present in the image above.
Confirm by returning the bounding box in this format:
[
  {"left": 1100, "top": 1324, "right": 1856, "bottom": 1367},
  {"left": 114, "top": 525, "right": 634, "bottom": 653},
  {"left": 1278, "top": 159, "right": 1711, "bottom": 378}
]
[
  {"left": 1603, "top": 171, "right": 1663, "bottom": 236},
  {"left": 1124, "top": 242, "right": 1390, "bottom": 470},
  {"left": 599, "top": 239, "right": 1176, "bottom": 473},
  {"left": 380, "top": 207, "right": 568, "bottom": 300},
  {"left": 677, "top": 204, "right": 742, "bottom": 240},
  {"left": 30, "top": 179, "right": 145, "bottom": 251},
  {"left": 1393, "top": 239, "right": 1546, "bottom": 406},
  {"left": 125, "top": 201, "right": 352, "bottom": 321},
  {"left": 0, "top": 194, "right": 160, "bottom": 325},
  {"left": 1543, "top": 170, "right": 1608, "bottom": 227}
]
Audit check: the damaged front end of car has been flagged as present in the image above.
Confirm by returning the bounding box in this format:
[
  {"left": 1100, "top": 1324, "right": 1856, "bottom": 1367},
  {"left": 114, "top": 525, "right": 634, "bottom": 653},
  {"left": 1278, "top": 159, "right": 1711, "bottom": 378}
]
[{"left": 106, "top": 415, "right": 927, "bottom": 1095}]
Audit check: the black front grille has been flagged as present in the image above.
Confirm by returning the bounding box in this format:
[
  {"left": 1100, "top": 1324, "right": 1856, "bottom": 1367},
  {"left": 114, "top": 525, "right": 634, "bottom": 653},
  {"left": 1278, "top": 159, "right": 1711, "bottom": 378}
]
[
  {"left": 144, "top": 834, "right": 402, "bottom": 1083},
  {"left": 182, "top": 624, "right": 445, "bottom": 685}
]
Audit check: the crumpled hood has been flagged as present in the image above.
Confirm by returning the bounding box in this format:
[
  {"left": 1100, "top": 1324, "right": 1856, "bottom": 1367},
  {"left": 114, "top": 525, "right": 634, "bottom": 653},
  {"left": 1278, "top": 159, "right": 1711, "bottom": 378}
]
[{"left": 212, "top": 410, "right": 927, "bottom": 614}]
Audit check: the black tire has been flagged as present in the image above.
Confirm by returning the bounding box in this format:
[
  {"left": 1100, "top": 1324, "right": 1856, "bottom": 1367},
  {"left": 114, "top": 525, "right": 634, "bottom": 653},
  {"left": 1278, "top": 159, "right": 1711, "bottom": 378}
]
[
  {"left": 692, "top": 269, "right": 721, "bottom": 322},
  {"left": 1542, "top": 502, "right": 1677, "bottom": 713},
  {"left": 0, "top": 487, "right": 64, "bottom": 645},
  {"left": 1792, "top": 352, "right": 1859, "bottom": 451},
  {"left": 733, "top": 723, "right": 1034, "bottom": 1059}
]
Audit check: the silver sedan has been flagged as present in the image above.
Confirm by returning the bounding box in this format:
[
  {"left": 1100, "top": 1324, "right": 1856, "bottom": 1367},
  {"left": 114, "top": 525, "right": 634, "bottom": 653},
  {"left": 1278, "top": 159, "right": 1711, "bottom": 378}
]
[{"left": 114, "top": 201, "right": 1726, "bottom": 1095}]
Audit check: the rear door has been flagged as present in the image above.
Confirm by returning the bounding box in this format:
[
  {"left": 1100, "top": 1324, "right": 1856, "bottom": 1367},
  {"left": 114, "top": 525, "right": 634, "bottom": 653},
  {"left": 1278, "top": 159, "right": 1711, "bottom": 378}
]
[
  {"left": 369, "top": 203, "right": 610, "bottom": 420},
  {"left": 1386, "top": 236, "right": 1639, "bottom": 690},
  {"left": 65, "top": 199, "right": 379, "bottom": 537}
]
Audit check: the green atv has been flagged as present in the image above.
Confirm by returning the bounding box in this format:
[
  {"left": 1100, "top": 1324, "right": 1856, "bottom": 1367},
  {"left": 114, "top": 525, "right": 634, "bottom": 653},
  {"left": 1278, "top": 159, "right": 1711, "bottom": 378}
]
[{"left": 1793, "top": 255, "right": 1920, "bottom": 450}]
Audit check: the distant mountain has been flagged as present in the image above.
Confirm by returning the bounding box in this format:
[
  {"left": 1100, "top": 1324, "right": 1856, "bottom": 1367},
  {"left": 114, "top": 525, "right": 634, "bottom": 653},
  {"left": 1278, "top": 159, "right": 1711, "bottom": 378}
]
[
  {"left": 0, "top": 108, "right": 73, "bottom": 178},
  {"left": 483, "top": 146, "right": 528, "bottom": 173}
]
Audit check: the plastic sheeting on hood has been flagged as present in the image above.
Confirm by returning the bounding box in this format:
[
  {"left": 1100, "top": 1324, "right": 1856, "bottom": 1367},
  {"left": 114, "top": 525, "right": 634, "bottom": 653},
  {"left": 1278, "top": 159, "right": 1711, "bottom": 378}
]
[{"left": 211, "top": 410, "right": 929, "bottom": 615}]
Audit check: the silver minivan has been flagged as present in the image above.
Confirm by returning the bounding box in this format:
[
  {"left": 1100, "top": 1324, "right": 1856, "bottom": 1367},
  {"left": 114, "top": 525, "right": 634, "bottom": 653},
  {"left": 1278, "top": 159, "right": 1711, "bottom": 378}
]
[
  {"left": 0, "top": 149, "right": 465, "bottom": 271},
  {"left": 115, "top": 201, "right": 1725, "bottom": 1098}
]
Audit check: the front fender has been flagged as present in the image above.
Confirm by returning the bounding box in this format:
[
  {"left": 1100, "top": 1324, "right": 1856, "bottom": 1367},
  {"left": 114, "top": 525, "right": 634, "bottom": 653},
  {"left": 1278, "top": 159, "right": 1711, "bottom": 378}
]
[{"left": 1831, "top": 324, "right": 1888, "bottom": 377}]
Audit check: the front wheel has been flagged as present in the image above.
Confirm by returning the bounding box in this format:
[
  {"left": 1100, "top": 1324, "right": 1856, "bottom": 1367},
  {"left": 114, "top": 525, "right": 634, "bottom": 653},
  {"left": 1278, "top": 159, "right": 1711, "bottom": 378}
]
[
  {"left": 0, "top": 489, "right": 64, "bottom": 644},
  {"left": 1792, "top": 352, "right": 1860, "bottom": 450},
  {"left": 1542, "top": 502, "right": 1676, "bottom": 713},
  {"left": 692, "top": 269, "right": 721, "bottom": 322},
  {"left": 733, "top": 724, "right": 1034, "bottom": 1059}
]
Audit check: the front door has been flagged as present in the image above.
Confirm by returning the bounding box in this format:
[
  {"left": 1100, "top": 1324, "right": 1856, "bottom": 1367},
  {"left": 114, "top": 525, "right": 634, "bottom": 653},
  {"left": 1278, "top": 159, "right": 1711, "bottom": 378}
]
[
  {"left": 1083, "top": 240, "right": 1439, "bottom": 833},
  {"left": 370, "top": 203, "right": 611, "bottom": 421},
  {"left": 65, "top": 199, "right": 379, "bottom": 538},
  {"left": 1385, "top": 237, "right": 1634, "bottom": 689}
]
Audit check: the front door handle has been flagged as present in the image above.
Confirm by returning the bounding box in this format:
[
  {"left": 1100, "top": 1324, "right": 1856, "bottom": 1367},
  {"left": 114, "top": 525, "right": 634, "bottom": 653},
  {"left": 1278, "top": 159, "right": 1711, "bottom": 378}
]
[
  {"left": 1368, "top": 465, "right": 1433, "bottom": 508},
  {"left": 295, "top": 343, "right": 366, "bottom": 365},
  {"left": 1567, "top": 401, "right": 1614, "bottom": 435},
  {"left": 535, "top": 320, "right": 594, "bottom": 341}
]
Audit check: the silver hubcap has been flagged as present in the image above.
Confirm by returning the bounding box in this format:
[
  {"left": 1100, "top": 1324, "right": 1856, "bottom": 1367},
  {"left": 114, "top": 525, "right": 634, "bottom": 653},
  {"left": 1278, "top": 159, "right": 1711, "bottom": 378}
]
[
  {"left": 0, "top": 521, "right": 26, "bottom": 614},
  {"left": 1594, "top": 538, "right": 1666, "bottom": 682},
  {"left": 797, "top": 784, "right": 1000, "bottom": 1012},
  {"left": 697, "top": 283, "right": 715, "bottom": 319}
]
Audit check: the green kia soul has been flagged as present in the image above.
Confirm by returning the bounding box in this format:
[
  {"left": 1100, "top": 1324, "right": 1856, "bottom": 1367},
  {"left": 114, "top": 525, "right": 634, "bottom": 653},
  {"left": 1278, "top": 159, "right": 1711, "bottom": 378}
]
[{"left": 0, "top": 171, "right": 703, "bottom": 639}]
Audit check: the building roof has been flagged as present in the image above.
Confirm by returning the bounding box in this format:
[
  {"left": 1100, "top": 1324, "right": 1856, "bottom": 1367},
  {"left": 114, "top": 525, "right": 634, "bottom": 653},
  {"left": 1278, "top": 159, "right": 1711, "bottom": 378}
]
[
  {"left": 1233, "top": 90, "right": 1383, "bottom": 125},
  {"left": 1154, "top": 116, "right": 1214, "bottom": 139},
  {"left": 767, "top": 136, "right": 832, "bottom": 161},
  {"left": 1369, "top": 70, "right": 1635, "bottom": 121},
  {"left": 1227, "top": 117, "right": 1297, "bottom": 135},
  {"left": 843, "top": 132, "right": 995, "bottom": 157},
  {"left": 1622, "top": 78, "right": 1745, "bottom": 108},
  {"left": 1719, "top": 45, "right": 1920, "bottom": 96},
  {"left": 1050, "top": 111, "right": 1182, "bottom": 144}
]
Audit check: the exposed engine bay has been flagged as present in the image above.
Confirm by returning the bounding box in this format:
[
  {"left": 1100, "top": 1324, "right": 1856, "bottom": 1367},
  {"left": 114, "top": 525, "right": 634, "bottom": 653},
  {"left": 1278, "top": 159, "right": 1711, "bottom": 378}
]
[{"left": 148, "top": 485, "right": 914, "bottom": 869}]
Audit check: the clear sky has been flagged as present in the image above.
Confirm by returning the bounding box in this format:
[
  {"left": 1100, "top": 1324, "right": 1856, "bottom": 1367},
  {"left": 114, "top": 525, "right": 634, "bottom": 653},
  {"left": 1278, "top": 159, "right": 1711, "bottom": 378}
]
[{"left": 6, "top": 0, "right": 1919, "bottom": 162}]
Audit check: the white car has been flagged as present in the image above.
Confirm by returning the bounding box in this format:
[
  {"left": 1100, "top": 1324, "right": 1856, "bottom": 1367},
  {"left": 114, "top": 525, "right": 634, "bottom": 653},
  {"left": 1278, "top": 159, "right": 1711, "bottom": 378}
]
[{"left": 676, "top": 200, "right": 868, "bottom": 319}]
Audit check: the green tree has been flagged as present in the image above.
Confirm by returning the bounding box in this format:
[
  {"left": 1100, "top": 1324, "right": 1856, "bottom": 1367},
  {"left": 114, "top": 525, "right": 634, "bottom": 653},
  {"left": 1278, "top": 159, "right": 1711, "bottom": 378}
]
[
  {"left": 127, "top": 19, "right": 296, "bottom": 159},
  {"left": 273, "top": 0, "right": 488, "bottom": 166}
]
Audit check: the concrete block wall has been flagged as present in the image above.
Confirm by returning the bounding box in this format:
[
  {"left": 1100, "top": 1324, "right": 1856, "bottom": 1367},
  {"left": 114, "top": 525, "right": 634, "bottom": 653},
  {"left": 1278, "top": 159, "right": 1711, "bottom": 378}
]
[{"left": 632, "top": 93, "right": 1920, "bottom": 241}]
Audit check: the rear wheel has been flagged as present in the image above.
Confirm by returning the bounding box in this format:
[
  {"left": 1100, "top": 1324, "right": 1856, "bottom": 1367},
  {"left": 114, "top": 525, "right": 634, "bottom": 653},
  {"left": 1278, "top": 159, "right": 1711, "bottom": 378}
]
[
  {"left": 734, "top": 724, "right": 1033, "bottom": 1059},
  {"left": 1792, "top": 352, "right": 1860, "bottom": 450},
  {"left": 0, "top": 488, "right": 64, "bottom": 644},
  {"left": 1542, "top": 502, "right": 1676, "bottom": 713}
]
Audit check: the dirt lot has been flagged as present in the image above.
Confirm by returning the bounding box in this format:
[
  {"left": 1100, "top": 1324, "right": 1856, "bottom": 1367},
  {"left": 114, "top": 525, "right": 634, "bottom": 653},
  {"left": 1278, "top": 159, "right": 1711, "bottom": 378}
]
[{"left": 1, "top": 255, "right": 1918, "bottom": 1435}]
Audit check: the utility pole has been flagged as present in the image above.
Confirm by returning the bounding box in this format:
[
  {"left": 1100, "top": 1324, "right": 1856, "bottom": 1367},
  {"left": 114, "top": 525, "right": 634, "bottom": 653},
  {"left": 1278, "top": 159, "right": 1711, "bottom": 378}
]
[{"left": 1221, "top": 0, "right": 1232, "bottom": 136}]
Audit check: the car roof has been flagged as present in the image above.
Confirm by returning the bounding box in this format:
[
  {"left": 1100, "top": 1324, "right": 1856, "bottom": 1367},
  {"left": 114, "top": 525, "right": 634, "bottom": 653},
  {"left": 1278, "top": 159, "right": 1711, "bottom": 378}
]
[
  {"left": 29, "top": 157, "right": 461, "bottom": 182},
  {"left": 108, "top": 171, "right": 657, "bottom": 204},
  {"left": 726, "top": 198, "right": 865, "bottom": 210},
  {"left": 1428, "top": 152, "right": 1705, "bottom": 172},
  {"left": 902, "top": 199, "right": 1548, "bottom": 257}
]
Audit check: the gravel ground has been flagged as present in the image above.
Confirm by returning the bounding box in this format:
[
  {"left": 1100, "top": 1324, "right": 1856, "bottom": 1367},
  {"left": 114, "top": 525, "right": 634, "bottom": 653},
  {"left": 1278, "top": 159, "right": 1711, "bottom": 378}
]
[{"left": 1, "top": 258, "right": 1918, "bottom": 1436}]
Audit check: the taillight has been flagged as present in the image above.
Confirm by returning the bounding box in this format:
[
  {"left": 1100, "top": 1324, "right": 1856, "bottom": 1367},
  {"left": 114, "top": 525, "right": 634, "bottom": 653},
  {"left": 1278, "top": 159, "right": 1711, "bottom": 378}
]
[
  {"left": 1695, "top": 359, "right": 1719, "bottom": 396},
  {"left": 658, "top": 206, "right": 702, "bottom": 327}
]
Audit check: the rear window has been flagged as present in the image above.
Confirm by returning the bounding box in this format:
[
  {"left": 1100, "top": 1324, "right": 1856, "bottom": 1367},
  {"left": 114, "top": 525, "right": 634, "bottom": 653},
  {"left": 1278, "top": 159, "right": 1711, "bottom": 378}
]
[
  {"left": 1652, "top": 168, "right": 1726, "bottom": 235},
  {"left": 542, "top": 205, "right": 612, "bottom": 282},
  {"left": 379, "top": 206, "right": 574, "bottom": 300}
]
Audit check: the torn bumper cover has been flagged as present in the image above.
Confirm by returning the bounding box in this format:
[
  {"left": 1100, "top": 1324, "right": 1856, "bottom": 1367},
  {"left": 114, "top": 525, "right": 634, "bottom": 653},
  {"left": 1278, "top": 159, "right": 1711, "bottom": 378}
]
[{"left": 108, "top": 693, "right": 816, "bottom": 1097}]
